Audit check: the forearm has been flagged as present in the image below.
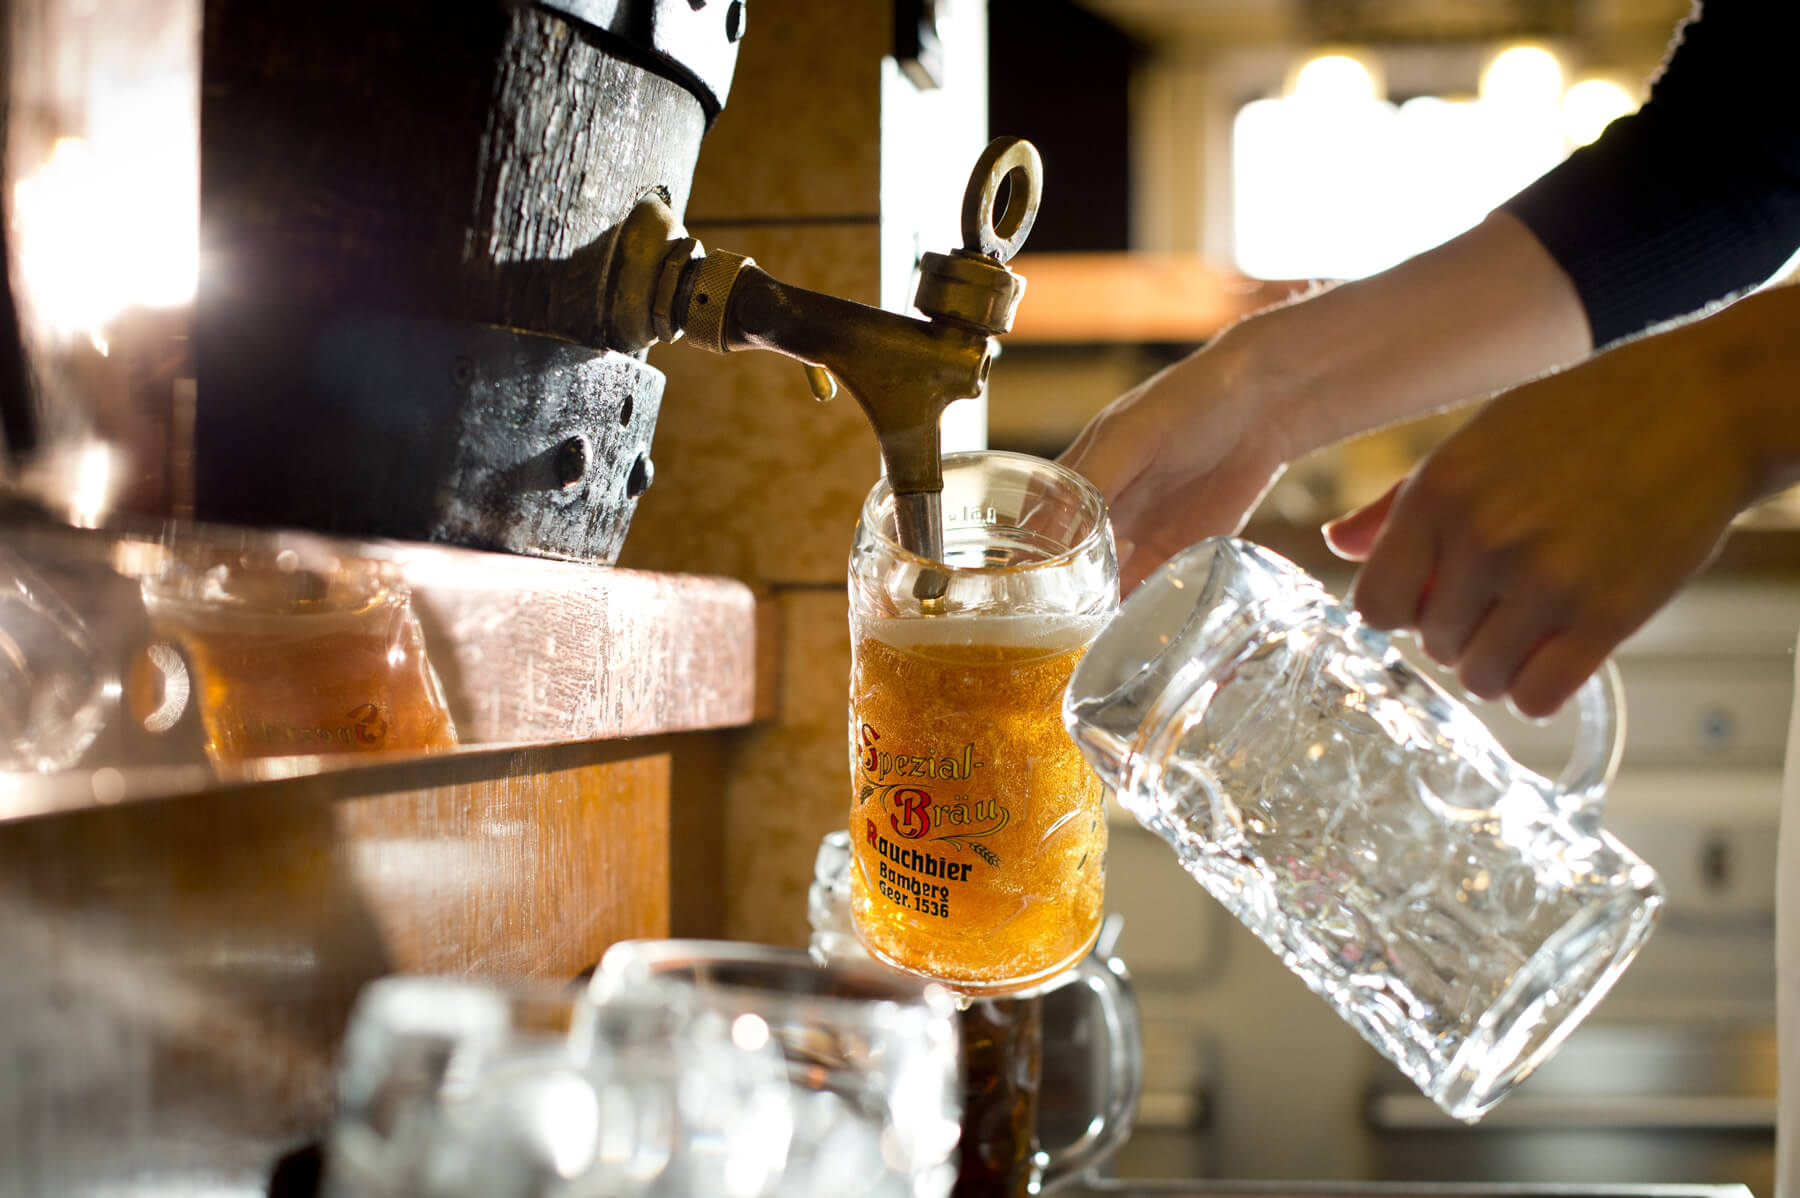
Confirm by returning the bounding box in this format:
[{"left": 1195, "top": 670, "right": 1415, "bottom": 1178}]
[
  {"left": 1559, "top": 280, "right": 1800, "bottom": 508},
  {"left": 1226, "top": 209, "right": 1593, "bottom": 457},
  {"left": 1722, "top": 286, "right": 1800, "bottom": 502}
]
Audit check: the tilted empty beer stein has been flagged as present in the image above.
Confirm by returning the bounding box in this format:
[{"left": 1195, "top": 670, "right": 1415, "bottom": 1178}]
[
  {"left": 1062, "top": 536, "right": 1664, "bottom": 1122},
  {"left": 847, "top": 450, "right": 1119, "bottom": 997}
]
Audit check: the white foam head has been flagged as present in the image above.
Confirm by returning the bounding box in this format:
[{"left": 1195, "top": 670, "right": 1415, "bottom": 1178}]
[{"left": 862, "top": 613, "right": 1108, "bottom": 655}]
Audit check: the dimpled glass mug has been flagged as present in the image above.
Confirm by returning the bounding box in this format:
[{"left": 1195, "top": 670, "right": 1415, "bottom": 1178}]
[
  {"left": 595, "top": 940, "right": 964, "bottom": 1198},
  {"left": 1062, "top": 536, "right": 1664, "bottom": 1122},
  {"left": 321, "top": 975, "right": 794, "bottom": 1198},
  {"left": 324, "top": 954, "right": 962, "bottom": 1198},
  {"left": 847, "top": 451, "right": 1119, "bottom": 996}
]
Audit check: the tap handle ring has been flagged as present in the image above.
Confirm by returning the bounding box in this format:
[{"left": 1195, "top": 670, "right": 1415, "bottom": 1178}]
[{"left": 960, "top": 137, "right": 1042, "bottom": 263}]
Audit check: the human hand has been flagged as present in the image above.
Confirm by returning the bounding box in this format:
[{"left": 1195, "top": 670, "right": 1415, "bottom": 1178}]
[
  {"left": 1059, "top": 339, "right": 1295, "bottom": 593},
  {"left": 1059, "top": 214, "right": 1599, "bottom": 596},
  {"left": 1322, "top": 347, "right": 1757, "bottom": 718}
]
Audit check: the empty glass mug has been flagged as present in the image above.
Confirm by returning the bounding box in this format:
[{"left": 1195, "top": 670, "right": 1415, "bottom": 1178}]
[
  {"left": 321, "top": 974, "right": 792, "bottom": 1198},
  {"left": 847, "top": 450, "right": 1119, "bottom": 996},
  {"left": 0, "top": 548, "right": 110, "bottom": 772},
  {"left": 810, "top": 829, "right": 1141, "bottom": 1197},
  {"left": 595, "top": 939, "right": 964, "bottom": 1198},
  {"left": 1063, "top": 536, "right": 1664, "bottom": 1122}
]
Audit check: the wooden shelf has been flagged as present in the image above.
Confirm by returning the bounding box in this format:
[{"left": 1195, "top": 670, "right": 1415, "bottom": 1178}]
[
  {"left": 0, "top": 515, "right": 773, "bottom": 823},
  {"left": 0, "top": 514, "right": 770, "bottom": 1191},
  {"left": 1007, "top": 253, "right": 1312, "bottom": 344}
]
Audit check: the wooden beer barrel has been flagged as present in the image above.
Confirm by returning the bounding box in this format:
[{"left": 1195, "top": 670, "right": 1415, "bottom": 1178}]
[
  {"left": 193, "top": 1, "right": 742, "bottom": 562},
  {"left": 200, "top": 0, "right": 722, "bottom": 337},
  {"left": 0, "top": 5, "right": 757, "bottom": 1192}
]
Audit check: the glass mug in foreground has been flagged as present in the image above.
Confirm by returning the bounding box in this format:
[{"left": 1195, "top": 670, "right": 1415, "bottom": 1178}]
[
  {"left": 595, "top": 939, "right": 963, "bottom": 1198},
  {"left": 321, "top": 974, "right": 792, "bottom": 1198},
  {"left": 1064, "top": 536, "right": 1664, "bottom": 1122},
  {"left": 847, "top": 451, "right": 1119, "bottom": 996}
]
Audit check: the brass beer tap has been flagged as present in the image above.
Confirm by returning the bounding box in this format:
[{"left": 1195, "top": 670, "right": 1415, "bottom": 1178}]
[{"left": 596, "top": 137, "right": 1043, "bottom": 562}]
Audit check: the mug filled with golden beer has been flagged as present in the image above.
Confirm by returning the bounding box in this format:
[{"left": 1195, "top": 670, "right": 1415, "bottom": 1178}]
[
  {"left": 143, "top": 537, "right": 458, "bottom": 766},
  {"left": 847, "top": 450, "right": 1118, "bottom": 996}
]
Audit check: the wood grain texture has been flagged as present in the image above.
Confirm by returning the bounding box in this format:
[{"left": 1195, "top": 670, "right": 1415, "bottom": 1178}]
[
  {"left": 1005, "top": 253, "right": 1312, "bottom": 344},
  {"left": 336, "top": 747, "right": 671, "bottom": 978},
  {"left": 0, "top": 519, "right": 769, "bottom": 823},
  {"left": 402, "top": 546, "right": 768, "bottom": 744},
  {"left": 0, "top": 739, "right": 671, "bottom": 1193},
  {"left": 200, "top": 1, "right": 705, "bottom": 332},
  {"left": 466, "top": 9, "right": 709, "bottom": 334}
]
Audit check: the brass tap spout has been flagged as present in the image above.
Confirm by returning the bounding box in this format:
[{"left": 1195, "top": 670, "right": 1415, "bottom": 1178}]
[
  {"left": 597, "top": 137, "right": 1042, "bottom": 562},
  {"left": 695, "top": 263, "right": 993, "bottom": 559}
]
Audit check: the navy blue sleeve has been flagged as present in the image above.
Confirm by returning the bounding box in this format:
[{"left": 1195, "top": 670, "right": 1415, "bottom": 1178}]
[{"left": 1499, "top": 0, "right": 1800, "bottom": 348}]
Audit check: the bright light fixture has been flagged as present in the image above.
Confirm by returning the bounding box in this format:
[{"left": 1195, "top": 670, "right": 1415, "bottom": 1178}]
[
  {"left": 10, "top": 62, "right": 198, "bottom": 344},
  {"left": 1293, "top": 54, "right": 1378, "bottom": 103},
  {"left": 1561, "top": 78, "right": 1637, "bottom": 146},
  {"left": 1234, "top": 43, "right": 1621, "bottom": 281},
  {"left": 1481, "top": 44, "right": 1564, "bottom": 108}
]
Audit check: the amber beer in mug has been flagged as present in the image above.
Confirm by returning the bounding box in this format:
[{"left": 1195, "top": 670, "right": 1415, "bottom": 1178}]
[
  {"left": 847, "top": 451, "right": 1118, "bottom": 995},
  {"left": 143, "top": 539, "right": 458, "bottom": 766}
]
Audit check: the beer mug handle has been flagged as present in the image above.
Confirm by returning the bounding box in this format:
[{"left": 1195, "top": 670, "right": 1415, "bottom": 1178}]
[
  {"left": 1035, "top": 917, "right": 1142, "bottom": 1193},
  {"left": 1552, "top": 658, "right": 1627, "bottom": 831},
  {"left": 1413, "top": 642, "right": 1626, "bottom": 834}
]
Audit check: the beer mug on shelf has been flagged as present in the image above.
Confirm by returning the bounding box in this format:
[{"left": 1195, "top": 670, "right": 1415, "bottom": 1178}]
[
  {"left": 1062, "top": 536, "right": 1664, "bottom": 1122},
  {"left": 142, "top": 537, "right": 457, "bottom": 765},
  {"left": 847, "top": 451, "right": 1119, "bottom": 997},
  {"left": 594, "top": 939, "right": 964, "bottom": 1198},
  {"left": 811, "top": 830, "right": 1141, "bottom": 1197}
]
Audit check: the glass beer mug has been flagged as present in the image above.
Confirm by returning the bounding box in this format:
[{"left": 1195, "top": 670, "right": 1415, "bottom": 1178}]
[
  {"left": 1062, "top": 536, "right": 1664, "bottom": 1121},
  {"left": 595, "top": 940, "right": 964, "bottom": 1198},
  {"left": 322, "top": 974, "right": 794, "bottom": 1198},
  {"left": 142, "top": 538, "right": 457, "bottom": 765},
  {"left": 847, "top": 451, "right": 1119, "bottom": 996}
]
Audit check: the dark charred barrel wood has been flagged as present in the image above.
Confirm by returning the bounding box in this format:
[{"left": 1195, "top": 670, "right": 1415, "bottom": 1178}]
[
  {"left": 194, "top": 316, "right": 666, "bottom": 563},
  {"left": 471, "top": 10, "right": 710, "bottom": 338},
  {"left": 196, "top": 2, "right": 706, "bottom": 559},
  {"left": 200, "top": 0, "right": 705, "bottom": 330}
]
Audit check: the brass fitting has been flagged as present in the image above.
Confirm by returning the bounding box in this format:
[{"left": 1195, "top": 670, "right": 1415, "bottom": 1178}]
[
  {"left": 595, "top": 137, "right": 1044, "bottom": 561},
  {"left": 651, "top": 236, "right": 704, "bottom": 344},
  {"left": 680, "top": 250, "right": 756, "bottom": 354},
  {"left": 914, "top": 250, "right": 1026, "bottom": 334},
  {"left": 598, "top": 193, "right": 693, "bottom": 354},
  {"left": 914, "top": 137, "right": 1042, "bottom": 336}
]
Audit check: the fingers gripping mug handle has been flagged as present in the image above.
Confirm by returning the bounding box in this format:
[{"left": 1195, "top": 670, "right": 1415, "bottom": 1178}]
[
  {"left": 1036, "top": 921, "right": 1142, "bottom": 1193},
  {"left": 1554, "top": 658, "right": 1628, "bottom": 830},
  {"left": 1407, "top": 638, "right": 1627, "bottom": 833}
]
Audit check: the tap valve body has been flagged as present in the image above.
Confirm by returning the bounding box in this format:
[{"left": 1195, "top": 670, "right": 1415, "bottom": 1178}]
[{"left": 598, "top": 137, "right": 1044, "bottom": 561}]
